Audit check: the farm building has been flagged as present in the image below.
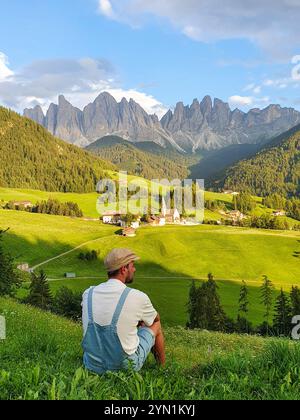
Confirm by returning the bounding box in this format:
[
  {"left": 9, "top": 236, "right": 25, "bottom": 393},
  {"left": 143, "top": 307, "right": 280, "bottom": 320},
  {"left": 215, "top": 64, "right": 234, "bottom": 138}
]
[
  {"left": 64, "top": 273, "right": 76, "bottom": 279},
  {"left": 12, "top": 201, "right": 33, "bottom": 209},
  {"left": 122, "top": 227, "right": 136, "bottom": 237},
  {"left": 273, "top": 210, "right": 286, "bottom": 217},
  {"left": 146, "top": 215, "right": 166, "bottom": 226},
  {"left": 228, "top": 210, "right": 246, "bottom": 222},
  {"left": 17, "top": 263, "right": 30, "bottom": 272},
  {"left": 102, "top": 212, "right": 125, "bottom": 226}
]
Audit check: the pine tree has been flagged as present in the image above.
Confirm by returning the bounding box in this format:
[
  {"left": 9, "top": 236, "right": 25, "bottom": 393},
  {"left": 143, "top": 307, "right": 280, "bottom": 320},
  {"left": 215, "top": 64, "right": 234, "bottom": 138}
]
[
  {"left": 260, "top": 275, "right": 274, "bottom": 335},
  {"left": 205, "top": 274, "right": 227, "bottom": 332},
  {"left": 27, "top": 271, "right": 52, "bottom": 310},
  {"left": 187, "top": 274, "right": 227, "bottom": 332},
  {"left": 238, "top": 281, "right": 249, "bottom": 315},
  {"left": 0, "top": 229, "right": 21, "bottom": 296},
  {"left": 187, "top": 280, "right": 198, "bottom": 329},
  {"left": 237, "top": 281, "right": 251, "bottom": 333},
  {"left": 290, "top": 286, "right": 300, "bottom": 317},
  {"left": 52, "top": 287, "right": 82, "bottom": 321},
  {"left": 273, "top": 289, "right": 292, "bottom": 337}
]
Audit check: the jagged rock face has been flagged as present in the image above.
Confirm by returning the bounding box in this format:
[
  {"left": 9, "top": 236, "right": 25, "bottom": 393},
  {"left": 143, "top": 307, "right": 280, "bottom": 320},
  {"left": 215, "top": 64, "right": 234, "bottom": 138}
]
[
  {"left": 161, "top": 97, "right": 300, "bottom": 151},
  {"left": 24, "top": 93, "right": 300, "bottom": 152},
  {"left": 54, "top": 96, "right": 87, "bottom": 146},
  {"left": 24, "top": 105, "right": 45, "bottom": 126}
]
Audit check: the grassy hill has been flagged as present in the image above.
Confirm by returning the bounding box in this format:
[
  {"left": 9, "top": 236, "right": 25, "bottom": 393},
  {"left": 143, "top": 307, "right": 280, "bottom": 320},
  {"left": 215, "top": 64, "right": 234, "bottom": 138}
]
[
  {"left": 2, "top": 187, "right": 299, "bottom": 228},
  {"left": 221, "top": 124, "right": 300, "bottom": 197},
  {"left": 1, "top": 297, "right": 299, "bottom": 400},
  {"left": 1, "top": 209, "right": 300, "bottom": 326},
  {"left": 0, "top": 107, "right": 115, "bottom": 193},
  {"left": 85, "top": 135, "right": 191, "bottom": 180}
]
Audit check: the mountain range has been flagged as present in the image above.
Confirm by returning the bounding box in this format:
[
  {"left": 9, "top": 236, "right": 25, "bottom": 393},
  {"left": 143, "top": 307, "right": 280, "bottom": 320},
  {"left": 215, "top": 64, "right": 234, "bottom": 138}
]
[{"left": 24, "top": 92, "right": 300, "bottom": 153}]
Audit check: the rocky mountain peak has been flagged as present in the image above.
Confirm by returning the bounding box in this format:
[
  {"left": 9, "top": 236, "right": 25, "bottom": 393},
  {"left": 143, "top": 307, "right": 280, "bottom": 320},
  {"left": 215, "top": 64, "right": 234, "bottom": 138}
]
[
  {"left": 24, "top": 92, "right": 300, "bottom": 152},
  {"left": 200, "top": 95, "right": 213, "bottom": 116}
]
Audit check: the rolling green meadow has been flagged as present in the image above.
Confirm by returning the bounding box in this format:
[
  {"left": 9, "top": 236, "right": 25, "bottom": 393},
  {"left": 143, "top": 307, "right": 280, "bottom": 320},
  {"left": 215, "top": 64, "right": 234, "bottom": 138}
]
[
  {"left": 1, "top": 206, "right": 299, "bottom": 327},
  {"left": 1, "top": 188, "right": 300, "bottom": 400},
  {"left": 1, "top": 297, "right": 300, "bottom": 400}
]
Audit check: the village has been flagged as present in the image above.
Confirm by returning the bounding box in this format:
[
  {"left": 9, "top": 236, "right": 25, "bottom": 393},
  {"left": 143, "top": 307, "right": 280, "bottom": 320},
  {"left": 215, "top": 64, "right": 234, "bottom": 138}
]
[{"left": 0, "top": 192, "right": 287, "bottom": 242}]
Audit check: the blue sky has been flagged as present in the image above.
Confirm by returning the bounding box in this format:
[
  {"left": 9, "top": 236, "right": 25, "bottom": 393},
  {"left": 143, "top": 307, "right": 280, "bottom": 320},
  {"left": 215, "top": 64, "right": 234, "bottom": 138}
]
[{"left": 0, "top": 0, "right": 300, "bottom": 117}]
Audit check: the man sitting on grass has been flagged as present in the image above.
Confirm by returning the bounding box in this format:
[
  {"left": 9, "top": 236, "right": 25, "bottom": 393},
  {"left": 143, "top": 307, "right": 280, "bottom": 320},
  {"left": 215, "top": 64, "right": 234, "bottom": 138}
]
[{"left": 82, "top": 248, "right": 166, "bottom": 374}]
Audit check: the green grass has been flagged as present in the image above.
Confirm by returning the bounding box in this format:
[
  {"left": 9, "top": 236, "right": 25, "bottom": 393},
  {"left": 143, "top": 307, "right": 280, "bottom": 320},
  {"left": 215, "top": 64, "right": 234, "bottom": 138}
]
[
  {"left": 1, "top": 297, "right": 300, "bottom": 400},
  {"left": 0, "top": 210, "right": 115, "bottom": 266},
  {"left": 0, "top": 187, "right": 102, "bottom": 218},
  {"left": 1, "top": 209, "right": 300, "bottom": 327},
  {"left": 2, "top": 187, "right": 299, "bottom": 227}
]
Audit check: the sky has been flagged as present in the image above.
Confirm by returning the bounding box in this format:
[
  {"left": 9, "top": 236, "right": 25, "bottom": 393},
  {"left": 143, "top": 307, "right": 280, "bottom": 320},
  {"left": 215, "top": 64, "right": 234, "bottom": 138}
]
[{"left": 0, "top": 0, "right": 300, "bottom": 118}]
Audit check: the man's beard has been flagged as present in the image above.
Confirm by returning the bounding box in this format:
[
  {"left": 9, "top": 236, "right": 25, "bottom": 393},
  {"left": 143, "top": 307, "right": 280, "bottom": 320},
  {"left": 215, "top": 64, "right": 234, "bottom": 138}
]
[{"left": 125, "top": 274, "right": 134, "bottom": 284}]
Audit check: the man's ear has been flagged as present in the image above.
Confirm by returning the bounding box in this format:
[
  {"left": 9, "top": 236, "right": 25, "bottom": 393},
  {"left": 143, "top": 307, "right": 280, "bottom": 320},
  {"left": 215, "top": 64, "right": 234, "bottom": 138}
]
[{"left": 120, "top": 265, "right": 126, "bottom": 275}]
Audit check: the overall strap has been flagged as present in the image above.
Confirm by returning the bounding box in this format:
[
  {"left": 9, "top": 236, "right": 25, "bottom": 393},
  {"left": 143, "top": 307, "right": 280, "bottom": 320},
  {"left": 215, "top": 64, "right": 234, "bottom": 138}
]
[
  {"left": 87, "top": 287, "right": 95, "bottom": 323},
  {"left": 112, "top": 288, "right": 132, "bottom": 326}
]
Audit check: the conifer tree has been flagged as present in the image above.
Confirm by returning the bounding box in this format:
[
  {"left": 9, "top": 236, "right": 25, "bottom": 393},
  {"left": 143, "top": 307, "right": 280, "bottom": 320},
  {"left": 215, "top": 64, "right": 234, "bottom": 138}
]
[
  {"left": 237, "top": 281, "right": 251, "bottom": 333},
  {"left": 273, "top": 289, "right": 292, "bottom": 337},
  {"left": 52, "top": 287, "right": 82, "bottom": 321},
  {"left": 205, "top": 273, "right": 227, "bottom": 332},
  {"left": 260, "top": 275, "right": 274, "bottom": 335},
  {"left": 187, "top": 280, "right": 198, "bottom": 329},
  {"left": 290, "top": 286, "right": 300, "bottom": 317},
  {"left": 27, "top": 271, "right": 52, "bottom": 310},
  {"left": 187, "top": 274, "right": 227, "bottom": 332},
  {"left": 0, "top": 229, "right": 21, "bottom": 296},
  {"left": 238, "top": 281, "right": 249, "bottom": 315}
]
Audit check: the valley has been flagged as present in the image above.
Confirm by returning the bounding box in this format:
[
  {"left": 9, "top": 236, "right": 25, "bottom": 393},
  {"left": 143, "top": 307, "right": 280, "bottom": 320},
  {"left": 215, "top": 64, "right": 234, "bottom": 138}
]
[{"left": 1, "top": 208, "right": 299, "bottom": 327}]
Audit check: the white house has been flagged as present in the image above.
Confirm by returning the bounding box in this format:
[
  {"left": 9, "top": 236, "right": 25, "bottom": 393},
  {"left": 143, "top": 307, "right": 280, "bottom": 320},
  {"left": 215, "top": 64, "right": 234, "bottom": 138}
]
[
  {"left": 131, "top": 221, "right": 140, "bottom": 229},
  {"left": 102, "top": 212, "right": 124, "bottom": 225},
  {"left": 273, "top": 210, "right": 286, "bottom": 217}
]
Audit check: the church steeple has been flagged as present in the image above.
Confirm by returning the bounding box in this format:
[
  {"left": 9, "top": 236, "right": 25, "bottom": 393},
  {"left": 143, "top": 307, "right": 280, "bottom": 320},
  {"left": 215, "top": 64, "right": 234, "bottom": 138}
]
[{"left": 161, "top": 197, "right": 167, "bottom": 217}]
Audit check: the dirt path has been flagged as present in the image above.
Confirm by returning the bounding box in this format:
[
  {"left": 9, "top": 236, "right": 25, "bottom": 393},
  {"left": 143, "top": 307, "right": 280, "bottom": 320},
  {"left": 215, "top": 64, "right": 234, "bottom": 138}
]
[{"left": 31, "top": 234, "right": 115, "bottom": 272}]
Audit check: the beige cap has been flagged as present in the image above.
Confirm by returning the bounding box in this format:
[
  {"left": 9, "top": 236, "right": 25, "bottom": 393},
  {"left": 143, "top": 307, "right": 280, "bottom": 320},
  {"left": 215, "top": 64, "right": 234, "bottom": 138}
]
[{"left": 104, "top": 248, "right": 140, "bottom": 272}]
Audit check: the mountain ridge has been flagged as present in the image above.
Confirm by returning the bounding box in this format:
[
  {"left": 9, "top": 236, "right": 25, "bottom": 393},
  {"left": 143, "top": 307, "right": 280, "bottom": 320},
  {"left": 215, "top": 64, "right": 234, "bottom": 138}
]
[
  {"left": 0, "top": 106, "right": 115, "bottom": 193},
  {"left": 218, "top": 123, "right": 300, "bottom": 197},
  {"left": 24, "top": 92, "right": 300, "bottom": 152}
]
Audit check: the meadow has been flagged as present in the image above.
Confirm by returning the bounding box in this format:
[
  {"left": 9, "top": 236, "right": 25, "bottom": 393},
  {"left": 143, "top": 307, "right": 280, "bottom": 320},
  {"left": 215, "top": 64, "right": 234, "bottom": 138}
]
[
  {"left": 1, "top": 209, "right": 299, "bottom": 326},
  {"left": 1, "top": 297, "right": 300, "bottom": 400},
  {"left": 1, "top": 187, "right": 299, "bottom": 227}
]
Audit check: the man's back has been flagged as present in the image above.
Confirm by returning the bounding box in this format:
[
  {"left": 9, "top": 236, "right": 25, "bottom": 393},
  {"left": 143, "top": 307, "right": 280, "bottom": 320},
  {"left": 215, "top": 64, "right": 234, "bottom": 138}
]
[{"left": 82, "top": 279, "right": 157, "bottom": 356}]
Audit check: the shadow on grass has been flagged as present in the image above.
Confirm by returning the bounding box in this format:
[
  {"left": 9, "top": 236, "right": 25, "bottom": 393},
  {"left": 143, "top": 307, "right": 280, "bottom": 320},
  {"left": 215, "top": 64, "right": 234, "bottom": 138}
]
[{"left": 2, "top": 229, "right": 290, "bottom": 328}]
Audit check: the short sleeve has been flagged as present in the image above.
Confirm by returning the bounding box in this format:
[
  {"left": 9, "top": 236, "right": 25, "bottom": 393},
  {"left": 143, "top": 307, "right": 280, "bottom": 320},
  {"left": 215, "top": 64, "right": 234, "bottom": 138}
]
[{"left": 141, "top": 294, "right": 157, "bottom": 327}]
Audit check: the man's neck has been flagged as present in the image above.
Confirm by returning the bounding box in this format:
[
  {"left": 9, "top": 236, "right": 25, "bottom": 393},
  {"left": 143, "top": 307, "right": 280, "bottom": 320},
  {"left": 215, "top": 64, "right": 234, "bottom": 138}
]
[{"left": 109, "top": 277, "right": 126, "bottom": 285}]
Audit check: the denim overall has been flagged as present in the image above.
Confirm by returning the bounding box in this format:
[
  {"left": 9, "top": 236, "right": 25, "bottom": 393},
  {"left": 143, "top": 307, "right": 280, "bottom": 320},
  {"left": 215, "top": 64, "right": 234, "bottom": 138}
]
[{"left": 82, "top": 286, "right": 133, "bottom": 375}]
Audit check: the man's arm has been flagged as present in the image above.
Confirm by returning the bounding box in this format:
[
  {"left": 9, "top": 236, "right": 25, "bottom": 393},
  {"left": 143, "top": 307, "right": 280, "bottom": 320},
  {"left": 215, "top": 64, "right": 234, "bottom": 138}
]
[{"left": 148, "top": 313, "right": 166, "bottom": 366}]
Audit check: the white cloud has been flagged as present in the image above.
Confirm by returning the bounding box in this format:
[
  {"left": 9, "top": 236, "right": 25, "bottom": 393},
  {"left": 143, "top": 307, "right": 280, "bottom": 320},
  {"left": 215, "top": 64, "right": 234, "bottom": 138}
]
[
  {"left": 99, "top": 0, "right": 300, "bottom": 58},
  {"left": 291, "top": 55, "right": 300, "bottom": 81},
  {"left": 264, "top": 79, "right": 275, "bottom": 87},
  {"left": 243, "top": 83, "right": 261, "bottom": 95},
  {"left": 243, "top": 83, "right": 256, "bottom": 92},
  {"left": 104, "top": 88, "right": 168, "bottom": 117},
  {"left": 229, "top": 95, "right": 270, "bottom": 108},
  {"left": 229, "top": 95, "right": 253, "bottom": 107},
  {"left": 0, "top": 53, "right": 167, "bottom": 118},
  {"left": 98, "top": 0, "right": 115, "bottom": 18},
  {"left": 0, "top": 52, "right": 14, "bottom": 82}
]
